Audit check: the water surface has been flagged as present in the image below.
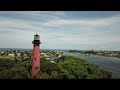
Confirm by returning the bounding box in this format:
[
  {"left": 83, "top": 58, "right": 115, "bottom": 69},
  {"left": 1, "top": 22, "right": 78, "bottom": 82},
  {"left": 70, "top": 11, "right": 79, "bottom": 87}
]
[{"left": 63, "top": 52, "right": 120, "bottom": 77}]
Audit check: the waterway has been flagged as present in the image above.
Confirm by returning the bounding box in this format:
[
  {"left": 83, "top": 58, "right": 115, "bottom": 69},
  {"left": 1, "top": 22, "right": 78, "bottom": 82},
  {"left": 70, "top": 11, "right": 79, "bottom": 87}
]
[{"left": 63, "top": 52, "right": 120, "bottom": 77}]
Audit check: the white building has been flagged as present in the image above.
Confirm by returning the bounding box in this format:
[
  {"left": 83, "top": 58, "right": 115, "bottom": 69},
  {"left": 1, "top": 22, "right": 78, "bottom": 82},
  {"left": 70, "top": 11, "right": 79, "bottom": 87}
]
[
  {"left": 44, "top": 54, "right": 50, "bottom": 58},
  {"left": 108, "top": 53, "right": 118, "bottom": 57},
  {"left": 46, "top": 58, "right": 50, "bottom": 60},
  {"left": 8, "top": 54, "right": 14, "bottom": 57},
  {"left": 91, "top": 49, "right": 104, "bottom": 52},
  {"left": 41, "top": 53, "right": 46, "bottom": 55},
  {"left": 50, "top": 60, "right": 55, "bottom": 63},
  {"left": 58, "top": 55, "right": 61, "bottom": 58},
  {"left": 17, "top": 53, "right": 21, "bottom": 56}
]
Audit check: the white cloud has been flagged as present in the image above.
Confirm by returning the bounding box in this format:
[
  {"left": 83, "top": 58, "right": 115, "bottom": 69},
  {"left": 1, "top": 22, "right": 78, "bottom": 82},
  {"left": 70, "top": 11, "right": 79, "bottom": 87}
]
[
  {"left": 0, "top": 11, "right": 120, "bottom": 50},
  {"left": 44, "top": 15, "right": 120, "bottom": 27}
]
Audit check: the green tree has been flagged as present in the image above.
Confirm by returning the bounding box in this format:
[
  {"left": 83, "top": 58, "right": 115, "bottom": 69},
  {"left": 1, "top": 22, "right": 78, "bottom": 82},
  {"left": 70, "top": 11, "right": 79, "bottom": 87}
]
[
  {"left": 40, "top": 58, "right": 60, "bottom": 75},
  {"left": 38, "top": 72, "right": 49, "bottom": 79},
  {"left": 57, "top": 56, "right": 112, "bottom": 79},
  {"left": 50, "top": 71, "right": 59, "bottom": 79},
  {"left": 13, "top": 51, "right": 17, "bottom": 60},
  {"left": 20, "top": 52, "right": 24, "bottom": 60},
  {"left": 0, "top": 66, "right": 30, "bottom": 79},
  {"left": 0, "top": 55, "right": 112, "bottom": 79}
]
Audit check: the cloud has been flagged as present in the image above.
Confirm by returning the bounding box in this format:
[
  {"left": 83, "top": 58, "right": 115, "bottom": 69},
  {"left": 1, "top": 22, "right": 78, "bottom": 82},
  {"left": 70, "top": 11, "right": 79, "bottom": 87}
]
[
  {"left": 0, "top": 11, "right": 120, "bottom": 50},
  {"left": 43, "top": 15, "right": 120, "bottom": 27}
]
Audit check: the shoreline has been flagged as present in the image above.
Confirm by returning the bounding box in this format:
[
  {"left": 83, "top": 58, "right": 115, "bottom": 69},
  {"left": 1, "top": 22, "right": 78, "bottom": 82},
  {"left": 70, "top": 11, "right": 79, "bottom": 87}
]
[{"left": 69, "top": 52, "right": 120, "bottom": 60}]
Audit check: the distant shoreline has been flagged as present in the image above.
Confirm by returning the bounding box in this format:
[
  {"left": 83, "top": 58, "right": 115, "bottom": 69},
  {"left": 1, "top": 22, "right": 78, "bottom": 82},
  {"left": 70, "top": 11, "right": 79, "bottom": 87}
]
[
  {"left": 0, "top": 48, "right": 70, "bottom": 51},
  {"left": 0, "top": 48, "right": 120, "bottom": 52},
  {"left": 0, "top": 48, "right": 32, "bottom": 50},
  {"left": 0, "top": 48, "right": 85, "bottom": 51}
]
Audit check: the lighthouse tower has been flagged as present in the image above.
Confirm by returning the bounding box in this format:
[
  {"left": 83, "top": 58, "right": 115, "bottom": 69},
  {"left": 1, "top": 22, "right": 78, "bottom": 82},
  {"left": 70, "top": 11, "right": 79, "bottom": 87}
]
[{"left": 32, "top": 33, "right": 41, "bottom": 78}]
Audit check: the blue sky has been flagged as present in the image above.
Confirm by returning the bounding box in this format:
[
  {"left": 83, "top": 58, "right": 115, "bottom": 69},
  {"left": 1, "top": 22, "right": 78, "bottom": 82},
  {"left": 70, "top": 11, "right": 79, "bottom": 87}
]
[{"left": 0, "top": 11, "right": 120, "bottom": 50}]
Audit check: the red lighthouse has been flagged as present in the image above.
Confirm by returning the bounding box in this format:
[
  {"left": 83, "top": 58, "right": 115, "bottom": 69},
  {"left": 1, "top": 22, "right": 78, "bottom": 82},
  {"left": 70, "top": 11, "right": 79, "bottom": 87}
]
[{"left": 32, "top": 33, "right": 41, "bottom": 78}]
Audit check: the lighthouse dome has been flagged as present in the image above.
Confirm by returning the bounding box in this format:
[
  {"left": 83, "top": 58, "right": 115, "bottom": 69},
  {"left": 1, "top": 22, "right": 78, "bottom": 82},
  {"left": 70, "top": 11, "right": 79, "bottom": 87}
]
[{"left": 34, "top": 33, "right": 40, "bottom": 40}]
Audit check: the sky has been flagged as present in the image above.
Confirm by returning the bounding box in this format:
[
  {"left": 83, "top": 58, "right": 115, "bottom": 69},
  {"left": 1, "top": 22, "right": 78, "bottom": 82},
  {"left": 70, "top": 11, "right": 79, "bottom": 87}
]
[{"left": 0, "top": 11, "right": 120, "bottom": 51}]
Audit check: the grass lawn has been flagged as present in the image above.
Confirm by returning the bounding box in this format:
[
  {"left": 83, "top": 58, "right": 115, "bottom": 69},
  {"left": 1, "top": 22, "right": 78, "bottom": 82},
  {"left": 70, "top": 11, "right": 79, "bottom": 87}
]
[{"left": 0, "top": 56, "right": 13, "bottom": 58}]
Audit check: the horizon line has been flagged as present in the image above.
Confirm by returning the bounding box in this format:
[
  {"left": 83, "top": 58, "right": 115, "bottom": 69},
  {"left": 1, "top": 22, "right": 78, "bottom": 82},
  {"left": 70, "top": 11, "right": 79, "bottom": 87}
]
[{"left": 0, "top": 48, "right": 120, "bottom": 51}]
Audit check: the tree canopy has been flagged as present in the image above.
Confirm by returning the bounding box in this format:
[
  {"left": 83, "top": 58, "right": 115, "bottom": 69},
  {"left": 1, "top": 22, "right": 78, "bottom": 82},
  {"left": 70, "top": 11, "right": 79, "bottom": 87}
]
[{"left": 0, "top": 56, "right": 112, "bottom": 79}]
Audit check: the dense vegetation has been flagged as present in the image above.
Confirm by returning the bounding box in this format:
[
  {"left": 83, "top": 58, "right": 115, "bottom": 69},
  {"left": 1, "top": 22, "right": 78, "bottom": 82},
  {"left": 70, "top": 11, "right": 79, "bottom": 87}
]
[
  {"left": 69, "top": 50, "right": 97, "bottom": 55},
  {"left": 83, "top": 51, "right": 97, "bottom": 55},
  {"left": 69, "top": 50, "right": 83, "bottom": 53},
  {"left": 0, "top": 56, "right": 112, "bottom": 79}
]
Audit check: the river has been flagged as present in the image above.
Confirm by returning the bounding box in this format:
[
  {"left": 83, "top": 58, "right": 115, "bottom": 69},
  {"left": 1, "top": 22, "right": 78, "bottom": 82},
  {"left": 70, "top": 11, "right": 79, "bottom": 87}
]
[{"left": 63, "top": 52, "right": 120, "bottom": 77}]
